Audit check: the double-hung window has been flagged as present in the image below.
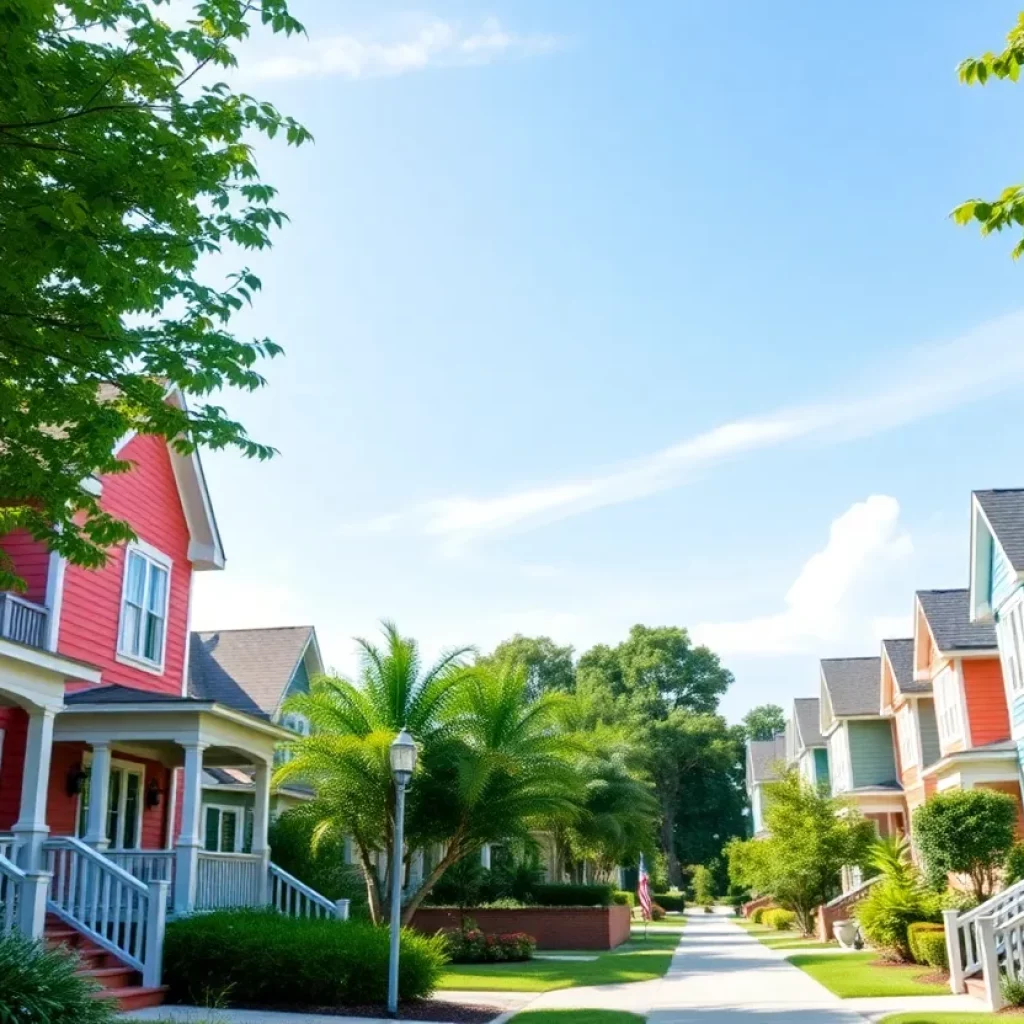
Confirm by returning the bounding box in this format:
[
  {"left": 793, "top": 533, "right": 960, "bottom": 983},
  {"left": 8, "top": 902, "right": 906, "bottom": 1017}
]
[
  {"left": 934, "top": 666, "right": 963, "bottom": 745},
  {"left": 998, "top": 599, "right": 1024, "bottom": 695},
  {"left": 76, "top": 761, "right": 144, "bottom": 850},
  {"left": 118, "top": 544, "right": 170, "bottom": 670},
  {"left": 204, "top": 806, "right": 253, "bottom": 853}
]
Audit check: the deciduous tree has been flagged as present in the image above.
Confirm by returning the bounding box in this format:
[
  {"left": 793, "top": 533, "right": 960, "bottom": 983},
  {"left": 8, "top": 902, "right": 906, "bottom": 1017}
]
[
  {"left": 0, "top": 0, "right": 311, "bottom": 588},
  {"left": 479, "top": 634, "right": 576, "bottom": 697},
  {"left": 741, "top": 704, "right": 786, "bottom": 741}
]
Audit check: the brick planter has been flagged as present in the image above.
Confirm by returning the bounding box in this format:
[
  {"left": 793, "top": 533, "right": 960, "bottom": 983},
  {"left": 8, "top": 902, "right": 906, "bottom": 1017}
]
[{"left": 411, "top": 905, "right": 632, "bottom": 950}]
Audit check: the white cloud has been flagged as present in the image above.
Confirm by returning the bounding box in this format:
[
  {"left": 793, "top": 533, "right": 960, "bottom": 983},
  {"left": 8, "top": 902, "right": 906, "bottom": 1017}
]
[
  {"left": 343, "top": 310, "right": 1024, "bottom": 549},
  {"left": 248, "top": 16, "right": 560, "bottom": 81},
  {"left": 691, "top": 496, "right": 913, "bottom": 656}
]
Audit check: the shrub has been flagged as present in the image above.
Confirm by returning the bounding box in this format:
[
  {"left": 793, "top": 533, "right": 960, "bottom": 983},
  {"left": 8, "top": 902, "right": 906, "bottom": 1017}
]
[
  {"left": 907, "top": 922, "right": 945, "bottom": 964},
  {"left": 751, "top": 906, "right": 771, "bottom": 925},
  {"left": 913, "top": 789, "right": 1017, "bottom": 900},
  {"left": 0, "top": 933, "right": 115, "bottom": 1024},
  {"left": 650, "top": 902, "right": 666, "bottom": 920},
  {"left": 532, "top": 883, "right": 615, "bottom": 907},
  {"left": 613, "top": 890, "right": 636, "bottom": 907},
  {"left": 443, "top": 923, "right": 535, "bottom": 963},
  {"left": 653, "top": 893, "right": 685, "bottom": 913},
  {"left": 1007, "top": 841, "right": 1024, "bottom": 886},
  {"left": 691, "top": 865, "right": 715, "bottom": 906},
  {"left": 915, "top": 930, "right": 949, "bottom": 971},
  {"left": 163, "top": 910, "right": 446, "bottom": 1008},
  {"left": 1004, "top": 975, "right": 1024, "bottom": 1007},
  {"left": 762, "top": 908, "right": 796, "bottom": 931}
]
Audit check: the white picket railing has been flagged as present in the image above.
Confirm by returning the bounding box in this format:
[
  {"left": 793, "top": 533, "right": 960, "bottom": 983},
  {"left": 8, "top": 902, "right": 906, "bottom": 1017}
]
[
  {"left": 270, "top": 862, "right": 346, "bottom": 919},
  {"left": 946, "top": 877, "right": 1024, "bottom": 987},
  {"left": 44, "top": 836, "right": 168, "bottom": 986},
  {"left": 0, "top": 851, "right": 25, "bottom": 936},
  {"left": 0, "top": 835, "right": 15, "bottom": 864},
  {"left": 108, "top": 849, "right": 175, "bottom": 885},
  {"left": 195, "top": 851, "right": 265, "bottom": 911},
  {"left": 0, "top": 593, "right": 48, "bottom": 648}
]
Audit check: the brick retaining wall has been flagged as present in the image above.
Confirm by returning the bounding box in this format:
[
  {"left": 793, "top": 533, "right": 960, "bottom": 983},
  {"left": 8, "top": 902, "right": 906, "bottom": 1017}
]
[{"left": 411, "top": 905, "right": 632, "bottom": 950}]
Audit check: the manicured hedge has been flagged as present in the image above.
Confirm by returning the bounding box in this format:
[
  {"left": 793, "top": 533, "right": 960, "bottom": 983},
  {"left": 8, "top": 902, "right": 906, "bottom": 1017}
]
[
  {"left": 443, "top": 927, "right": 535, "bottom": 963},
  {"left": 613, "top": 890, "right": 636, "bottom": 907},
  {"left": 531, "top": 883, "right": 616, "bottom": 907},
  {"left": 751, "top": 906, "right": 772, "bottom": 924},
  {"left": 907, "top": 922, "right": 947, "bottom": 968},
  {"left": 762, "top": 909, "right": 795, "bottom": 931},
  {"left": 164, "top": 910, "right": 446, "bottom": 1008},
  {"left": 0, "top": 934, "right": 115, "bottom": 1024},
  {"left": 653, "top": 893, "right": 685, "bottom": 913}
]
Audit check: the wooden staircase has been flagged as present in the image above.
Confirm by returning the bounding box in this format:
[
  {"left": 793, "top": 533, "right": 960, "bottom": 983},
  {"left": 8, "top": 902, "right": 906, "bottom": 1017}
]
[{"left": 44, "top": 915, "right": 167, "bottom": 1013}]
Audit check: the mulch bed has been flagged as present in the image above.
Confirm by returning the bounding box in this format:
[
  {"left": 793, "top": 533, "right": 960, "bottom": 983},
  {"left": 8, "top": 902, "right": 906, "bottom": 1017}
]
[{"left": 242, "top": 1001, "right": 500, "bottom": 1022}]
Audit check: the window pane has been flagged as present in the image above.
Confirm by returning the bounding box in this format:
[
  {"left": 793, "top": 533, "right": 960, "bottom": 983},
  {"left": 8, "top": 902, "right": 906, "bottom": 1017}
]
[
  {"left": 143, "top": 611, "right": 164, "bottom": 662},
  {"left": 204, "top": 808, "right": 220, "bottom": 852},
  {"left": 77, "top": 775, "right": 91, "bottom": 837},
  {"left": 221, "top": 811, "right": 237, "bottom": 853},
  {"left": 147, "top": 564, "right": 167, "bottom": 614},
  {"left": 107, "top": 771, "right": 122, "bottom": 847},
  {"left": 122, "top": 773, "right": 140, "bottom": 850},
  {"left": 120, "top": 604, "right": 142, "bottom": 656},
  {"left": 126, "top": 553, "right": 146, "bottom": 605}
]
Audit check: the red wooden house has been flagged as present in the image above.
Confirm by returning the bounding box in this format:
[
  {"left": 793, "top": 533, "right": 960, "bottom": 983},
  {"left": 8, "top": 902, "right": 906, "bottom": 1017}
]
[{"left": 0, "top": 392, "right": 339, "bottom": 1009}]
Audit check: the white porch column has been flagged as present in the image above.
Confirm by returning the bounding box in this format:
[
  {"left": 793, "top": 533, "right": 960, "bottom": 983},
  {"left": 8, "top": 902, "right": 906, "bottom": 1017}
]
[
  {"left": 11, "top": 707, "right": 56, "bottom": 871},
  {"left": 480, "top": 843, "right": 492, "bottom": 870},
  {"left": 251, "top": 759, "right": 271, "bottom": 905},
  {"left": 83, "top": 742, "right": 112, "bottom": 850},
  {"left": 174, "top": 742, "right": 206, "bottom": 915}
]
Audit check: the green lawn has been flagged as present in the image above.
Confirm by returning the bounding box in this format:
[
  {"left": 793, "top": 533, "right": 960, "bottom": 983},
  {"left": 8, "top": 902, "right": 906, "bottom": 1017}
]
[
  {"left": 511, "top": 1013, "right": 645, "bottom": 1024},
  {"left": 631, "top": 915, "right": 687, "bottom": 930},
  {"left": 789, "top": 952, "right": 950, "bottom": 998},
  {"left": 735, "top": 919, "right": 835, "bottom": 951},
  {"left": 879, "top": 1016, "right": 997, "bottom": 1023},
  {"left": 437, "top": 932, "right": 679, "bottom": 992}
]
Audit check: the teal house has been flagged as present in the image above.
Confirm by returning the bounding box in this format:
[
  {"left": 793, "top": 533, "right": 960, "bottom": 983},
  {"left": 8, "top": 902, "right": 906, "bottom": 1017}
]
[
  {"left": 969, "top": 489, "right": 1024, "bottom": 763},
  {"left": 187, "top": 625, "right": 323, "bottom": 852},
  {"left": 785, "top": 697, "right": 830, "bottom": 790}
]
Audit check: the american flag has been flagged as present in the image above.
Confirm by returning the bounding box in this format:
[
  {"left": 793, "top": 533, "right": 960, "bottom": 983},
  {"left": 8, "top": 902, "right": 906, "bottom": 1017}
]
[{"left": 637, "top": 855, "right": 652, "bottom": 921}]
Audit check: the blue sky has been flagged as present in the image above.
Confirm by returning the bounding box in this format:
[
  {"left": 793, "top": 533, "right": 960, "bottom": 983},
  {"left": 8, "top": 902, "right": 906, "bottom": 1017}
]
[{"left": 190, "top": 0, "right": 1024, "bottom": 722}]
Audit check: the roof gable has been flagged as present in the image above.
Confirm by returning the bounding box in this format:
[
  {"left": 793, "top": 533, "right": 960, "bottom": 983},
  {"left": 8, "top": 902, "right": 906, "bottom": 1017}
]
[
  {"left": 188, "top": 626, "right": 320, "bottom": 718},
  {"left": 881, "top": 638, "right": 923, "bottom": 695},
  {"left": 793, "top": 697, "right": 824, "bottom": 750},
  {"left": 975, "top": 490, "right": 1024, "bottom": 574},
  {"left": 820, "top": 657, "right": 882, "bottom": 718},
  {"left": 747, "top": 733, "right": 787, "bottom": 785},
  {"left": 917, "top": 589, "right": 996, "bottom": 654}
]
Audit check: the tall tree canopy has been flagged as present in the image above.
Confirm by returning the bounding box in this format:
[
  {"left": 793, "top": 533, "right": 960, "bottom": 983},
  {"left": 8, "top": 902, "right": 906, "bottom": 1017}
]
[
  {"left": 0, "top": 0, "right": 310, "bottom": 589},
  {"left": 479, "top": 634, "right": 576, "bottom": 698},
  {"left": 741, "top": 704, "right": 786, "bottom": 741},
  {"left": 953, "top": 13, "right": 1024, "bottom": 258}
]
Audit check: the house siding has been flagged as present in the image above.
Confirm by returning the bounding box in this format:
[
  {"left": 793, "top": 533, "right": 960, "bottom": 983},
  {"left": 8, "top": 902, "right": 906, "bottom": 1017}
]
[
  {"left": 58, "top": 434, "right": 192, "bottom": 696},
  {"left": 0, "top": 708, "right": 27, "bottom": 830},
  {"left": 993, "top": 539, "right": 1018, "bottom": 612},
  {"left": 919, "top": 700, "right": 941, "bottom": 767},
  {"left": 963, "top": 658, "right": 1011, "bottom": 746},
  {"left": 0, "top": 529, "right": 50, "bottom": 605},
  {"left": 849, "top": 719, "right": 898, "bottom": 788}
]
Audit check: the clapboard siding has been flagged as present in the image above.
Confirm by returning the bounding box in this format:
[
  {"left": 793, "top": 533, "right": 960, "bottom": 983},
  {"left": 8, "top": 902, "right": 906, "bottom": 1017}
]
[
  {"left": 58, "top": 434, "right": 191, "bottom": 696},
  {"left": 993, "top": 538, "right": 1018, "bottom": 612},
  {"left": 0, "top": 707, "right": 27, "bottom": 830},
  {"left": 849, "top": 719, "right": 899, "bottom": 788},
  {"left": 964, "top": 657, "right": 1011, "bottom": 746},
  {"left": 919, "top": 699, "right": 941, "bottom": 767},
  {"left": 0, "top": 529, "right": 50, "bottom": 605}
]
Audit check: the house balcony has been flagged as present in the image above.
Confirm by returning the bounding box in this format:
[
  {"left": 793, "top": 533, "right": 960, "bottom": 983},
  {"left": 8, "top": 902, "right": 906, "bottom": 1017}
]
[{"left": 0, "top": 593, "right": 48, "bottom": 649}]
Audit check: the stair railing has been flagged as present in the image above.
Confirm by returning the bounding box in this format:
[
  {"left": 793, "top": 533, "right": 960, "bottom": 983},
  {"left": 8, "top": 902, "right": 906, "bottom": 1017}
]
[
  {"left": 269, "top": 861, "right": 349, "bottom": 920},
  {"left": 43, "top": 836, "right": 168, "bottom": 986}
]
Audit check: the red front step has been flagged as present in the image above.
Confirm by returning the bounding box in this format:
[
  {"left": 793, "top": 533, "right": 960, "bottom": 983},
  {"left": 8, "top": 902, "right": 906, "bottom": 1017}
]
[
  {"left": 43, "top": 919, "right": 168, "bottom": 1013},
  {"left": 965, "top": 974, "right": 988, "bottom": 1001}
]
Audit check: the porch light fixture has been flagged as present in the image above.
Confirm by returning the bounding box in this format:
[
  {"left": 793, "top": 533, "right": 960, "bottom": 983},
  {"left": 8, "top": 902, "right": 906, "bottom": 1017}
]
[
  {"left": 387, "top": 728, "right": 418, "bottom": 1017},
  {"left": 66, "top": 764, "right": 87, "bottom": 797},
  {"left": 145, "top": 779, "right": 162, "bottom": 809}
]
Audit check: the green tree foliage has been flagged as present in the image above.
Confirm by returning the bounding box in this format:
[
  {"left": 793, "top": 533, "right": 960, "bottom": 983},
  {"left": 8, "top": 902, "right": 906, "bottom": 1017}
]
[
  {"left": 479, "top": 634, "right": 576, "bottom": 697},
  {"left": 952, "top": 14, "right": 1024, "bottom": 259},
  {"left": 726, "top": 771, "right": 876, "bottom": 935},
  {"left": 913, "top": 788, "right": 1018, "bottom": 899},
  {"left": 0, "top": 0, "right": 311, "bottom": 589},
  {"left": 276, "top": 622, "right": 584, "bottom": 925},
  {"left": 856, "top": 835, "right": 940, "bottom": 962},
  {"left": 691, "top": 864, "right": 715, "bottom": 906},
  {"left": 741, "top": 704, "right": 786, "bottom": 741}
]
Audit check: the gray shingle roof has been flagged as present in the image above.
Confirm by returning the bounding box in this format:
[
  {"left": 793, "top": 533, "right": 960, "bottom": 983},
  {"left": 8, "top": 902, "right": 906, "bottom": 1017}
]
[
  {"left": 976, "top": 489, "right": 1024, "bottom": 573},
  {"left": 917, "top": 589, "right": 996, "bottom": 653},
  {"left": 793, "top": 697, "right": 824, "bottom": 748},
  {"left": 66, "top": 685, "right": 203, "bottom": 706},
  {"left": 748, "top": 733, "right": 787, "bottom": 784},
  {"left": 188, "top": 626, "right": 315, "bottom": 718},
  {"left": 881, "top": 638, "right": 928, "bottom": 695},
  {"left": 820, "top": 657, "right": 882, "bottom": 717}
]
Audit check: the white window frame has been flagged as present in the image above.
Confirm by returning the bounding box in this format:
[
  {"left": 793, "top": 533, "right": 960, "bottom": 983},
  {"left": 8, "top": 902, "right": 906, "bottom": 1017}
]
[
  {"left": 998, "top": 598, "right": 1024, "bottom": 695},
  {"left": 204, "top": 804, "right": 245, "bottom": 853},
  {"left": 116, "top": 540, "right": 172, "bottom": 674},
  {"left": 75, "top": 757, "right": 145, "bottom": 850},
  {"left": 830, "top": 725, "right": 850, "bottom": 792},
  {"left": 897, "top": 704, "right": 917, "bottom": 769},
  {"left": 934, "top": 665, "right": 964, "bottom": 745}
]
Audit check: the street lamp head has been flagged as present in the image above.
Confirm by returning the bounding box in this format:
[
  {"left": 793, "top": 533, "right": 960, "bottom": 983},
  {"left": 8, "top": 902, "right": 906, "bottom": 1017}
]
[{"left": 390, "top": 727, "right": 418, "bottom": 784}]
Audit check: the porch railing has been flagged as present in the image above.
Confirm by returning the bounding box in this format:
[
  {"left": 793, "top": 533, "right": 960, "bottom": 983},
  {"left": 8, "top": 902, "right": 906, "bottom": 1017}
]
[
  {"left": 195, "top": 851, "right": 265, "bottom": 911},
  {"left": 0, "top": 851, "right": 25, "bottom": 936},
  {"left": 44, "top": 836, "right": 167, "bottom": 986},
  {"left": 270, "top": 862, "right": 344, "bottom": 919},
  {"left": 107, "top": 849, "right": 175, "bottom": 885},
  {"left": 0, "top": 593, "right": 48, "bottom": 649}
]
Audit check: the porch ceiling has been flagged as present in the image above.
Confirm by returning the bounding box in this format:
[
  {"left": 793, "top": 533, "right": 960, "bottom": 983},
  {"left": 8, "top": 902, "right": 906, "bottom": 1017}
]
[{"left": 0, "top": 639, "right": 101, "bottom": 712}]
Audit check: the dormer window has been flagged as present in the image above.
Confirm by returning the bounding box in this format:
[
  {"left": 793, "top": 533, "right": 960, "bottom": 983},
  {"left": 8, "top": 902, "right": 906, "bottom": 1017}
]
[{"left": 117, "top": 543, "right": 171, "bottom": 671}]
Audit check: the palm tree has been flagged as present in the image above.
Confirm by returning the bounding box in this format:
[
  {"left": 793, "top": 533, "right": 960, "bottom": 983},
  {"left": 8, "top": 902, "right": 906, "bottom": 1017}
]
[{"left": 274, "top": 621, "right": 471, "bottom": 922}]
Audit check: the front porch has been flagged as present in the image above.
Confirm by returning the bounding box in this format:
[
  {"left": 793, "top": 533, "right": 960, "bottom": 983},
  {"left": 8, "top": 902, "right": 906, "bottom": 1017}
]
[{"left": 1, "top": 682, "right": 342, "bottom": 989}]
